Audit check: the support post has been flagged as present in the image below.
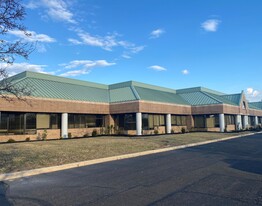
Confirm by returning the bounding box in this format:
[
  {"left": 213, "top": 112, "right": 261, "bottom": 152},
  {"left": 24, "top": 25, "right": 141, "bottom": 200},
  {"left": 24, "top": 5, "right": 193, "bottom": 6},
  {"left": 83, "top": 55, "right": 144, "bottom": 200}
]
[
  {"left": 136, "top": 113, "right": 142, "bottom": 136},
  {"left": 166, "top": 114, "right": 171, "bottom": 134},
  {"left": 61, "top": 113, "right": 68, "bottom": 138},
  {"left": 243, "top": 115, "right": 249, "bottom": 129},
  {"left": 219, "top": 114, "right": 225, "bottom": 132},
  {"left": 255, "top": 116, "right": 258, "bottom": 127},
  {"left": 236, "top": 115, "right": 242, "bottom": 130}
]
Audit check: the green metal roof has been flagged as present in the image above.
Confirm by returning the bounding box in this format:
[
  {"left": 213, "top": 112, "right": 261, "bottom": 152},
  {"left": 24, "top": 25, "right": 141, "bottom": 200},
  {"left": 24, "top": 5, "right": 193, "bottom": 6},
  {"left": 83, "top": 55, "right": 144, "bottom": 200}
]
[
  {"left": 15, "top": 77, "right": 109, "bottom": 102},
  {"left": 9, "top": 71, "right": 109, "bottom": 103},
  {"left": 134, "top": 86, "right": 189, "bottom": 105},
  {"left": 249, "top": 102, "right": 262, "bottom": 110},
  {"left": 178, "top": 91, "right": 221, "bottom": 106},
  {"left": 176, "top": 87, "right": 225, "bottom": 96},
  {"left": 5, "top": 71, "right": 257, "bottom": 109},
  {"left": 109, "top": 87, "right": 138, "bottom": 103},
  {"left": 222, "top": 94, "right": 242, "bottom": 105}
]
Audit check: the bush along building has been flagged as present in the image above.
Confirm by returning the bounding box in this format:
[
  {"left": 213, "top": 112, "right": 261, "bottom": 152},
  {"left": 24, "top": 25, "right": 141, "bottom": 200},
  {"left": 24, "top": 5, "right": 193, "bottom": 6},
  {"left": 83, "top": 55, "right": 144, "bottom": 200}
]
[{"left": 0, "top": 71, "right": 262, "bottom": 142}]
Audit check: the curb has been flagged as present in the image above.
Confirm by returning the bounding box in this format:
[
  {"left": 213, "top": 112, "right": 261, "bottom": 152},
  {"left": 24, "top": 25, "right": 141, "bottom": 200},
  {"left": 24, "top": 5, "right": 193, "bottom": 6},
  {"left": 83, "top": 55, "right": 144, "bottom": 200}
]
[{"left": 0, "top": 132, "right": 260, "bottom": 181}]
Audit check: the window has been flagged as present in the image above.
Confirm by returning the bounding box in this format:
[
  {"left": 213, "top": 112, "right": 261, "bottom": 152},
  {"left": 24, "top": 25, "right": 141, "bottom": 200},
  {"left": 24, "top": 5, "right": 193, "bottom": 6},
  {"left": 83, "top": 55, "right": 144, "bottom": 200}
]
[
  {"left": 113, "top": 113, "right": 137, "bottom": 130},
  {"left": 248, "top": 116, "right": 255, "bottom": 126},
  {"left": 171, "top": 115, "right": 187, "bottom": 126},
  {"left": 0, "top": 112, "right": 8, "bottom": 134},
  {"left": 25, "top": 113, "right": 36, "bottom": 134},
  {"left": 37, "top": 114, "right": 50, "bottom": 129},
  {"left": 194, "top": 115, "right": 205, "bottom": 128},
  {"left": 50, "top": 114, "right": 61, "bottom": 129},
  {"left": 193, "top": 114, "right": 219, "bottom": 128},
  {"left": 0, "top": 112, "right": 60, "bottom": 135},
  {"left": 9, "top": 113, "right": 24, "bottom": 134},
  {"left": 142, "top": 114, "right": 165, "bottom": 130},
  {"left": 225, "top": 115, "right": 235, "bottom": 125},
  {"left": 68, "top": 114, "right": 105, "bottom": 129},
  {"left": 242, "top": 101, "right": 246, "bottom": 110},
  {"left": 124, "top": 114, "right": 136, "bottom": 130}
]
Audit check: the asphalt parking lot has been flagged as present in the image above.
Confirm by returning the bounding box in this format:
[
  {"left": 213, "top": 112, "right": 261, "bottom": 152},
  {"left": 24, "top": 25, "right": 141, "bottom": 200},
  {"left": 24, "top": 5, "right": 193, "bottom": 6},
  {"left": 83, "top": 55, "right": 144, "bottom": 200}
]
[{"left": 1, "top": 133, "right": 262, "bottom": 206}]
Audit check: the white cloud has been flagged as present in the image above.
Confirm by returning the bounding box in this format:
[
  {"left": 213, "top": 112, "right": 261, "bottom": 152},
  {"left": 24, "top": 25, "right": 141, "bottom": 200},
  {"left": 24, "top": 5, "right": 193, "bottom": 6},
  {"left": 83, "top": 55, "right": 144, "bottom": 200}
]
[
  {"left": 68, "top": 38, "right": 83, "bottom": 45},
  {"left": 245, "top": 87, "right": 262, "bottom": 102},
  {"left": 247, "top": 87, "right": 254, "bottom": 95},
  {"left": 9, "top": 30, "right": 56, "bottom": 43},
  {"left": 130, "top": 46, "right": 145, "bottom": 54},
  {"left": 148, "top": 65, "right": 166, "bottom": 71},
  {"left": 253, "top": 90, "right": 260, "bottom": 97},
  {"left": 201, "top": 19, "right": 221, "bottom": 32},
  {"left": 60, "top": 60, "right": 115, "bottom": 77},
  {"left": 150, "top": 29, "right": 165, "bottom": 39},
  {"left": 69, "top": 30, "right": 145, "bottom": 55},
  {"left": 26, "top": 0, "right": 76, "bottom": 24},
  {"left": 122, "top": 54, "right": 131, "bottom": 59},
  {"left": 0, "top": 63, "right": 50, "bottom": 76},
  {"left": 182, "top": 69, "right": 189, "bottom": 75}
]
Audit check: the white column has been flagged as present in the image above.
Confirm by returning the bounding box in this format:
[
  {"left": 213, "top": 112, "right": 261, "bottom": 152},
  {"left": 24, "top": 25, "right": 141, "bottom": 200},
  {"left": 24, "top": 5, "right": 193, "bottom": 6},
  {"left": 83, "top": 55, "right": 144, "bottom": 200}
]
[
  {"left": 243, "top": 115, "right": 249, "bottom": 129},
  {"left": 236, "top": 115, "right": 242, "bottom": 130},
  {"left": 219, "top": 114, "right": 225, "bottom": 132},
  {"left": 61, "top": 113, "right": 68, "bottom": 138},
  {"left": 255, "top": 116, "right": 258, "bottom": 126},
  {"left": 136, "top": 112, "right": 142, "bottom": 136},
  {"left": 166, "top": 114, "right": 171, "bottom": 134}
]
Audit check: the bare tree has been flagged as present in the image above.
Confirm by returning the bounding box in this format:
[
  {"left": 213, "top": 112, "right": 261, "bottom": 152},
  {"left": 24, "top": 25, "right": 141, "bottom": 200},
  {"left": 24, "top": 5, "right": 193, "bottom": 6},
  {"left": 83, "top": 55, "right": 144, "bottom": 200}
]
[{"left": 0, "top": 0, "right": 34, "bottom": 101}]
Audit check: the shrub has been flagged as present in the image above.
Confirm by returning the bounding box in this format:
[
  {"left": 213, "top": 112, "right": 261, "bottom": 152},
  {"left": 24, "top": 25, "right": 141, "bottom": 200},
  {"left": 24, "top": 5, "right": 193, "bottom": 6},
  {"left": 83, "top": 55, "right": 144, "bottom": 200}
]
[
  {"left": 37, "top": 133, "right": 42, "bottom": 140},
  {"left": 154, "top": 129, "right": 159, "bottom": 135},
  {"left": 181, "top": 127, "right": 186, "bottom": 134},
  {"left": 92, "top": 129, "right": 98, "bottom": 137},
  {"left": 68, "top": 132, "right": 72, "bottom": 139},
  {"left": 25, "top": 137, "right": 30, "bottom": 142},
  {"left": 171, "top": 129, "right": 175, "bottom": 134},
  {"left": 42, "top": 130, "right": 47, "bottom": 140},
  {"left": 83, "top": 133, "right": 89, "bottom": 138},
  {"left": 7, "top": 138, "right": 16, "bottom": 143}
]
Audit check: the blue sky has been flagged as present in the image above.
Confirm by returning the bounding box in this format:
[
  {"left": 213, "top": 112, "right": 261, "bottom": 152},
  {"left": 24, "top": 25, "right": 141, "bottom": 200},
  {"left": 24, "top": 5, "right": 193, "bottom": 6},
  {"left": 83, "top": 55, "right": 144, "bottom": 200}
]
[{"left": 4, "top": 0, "right": 262, "bottom": 101}]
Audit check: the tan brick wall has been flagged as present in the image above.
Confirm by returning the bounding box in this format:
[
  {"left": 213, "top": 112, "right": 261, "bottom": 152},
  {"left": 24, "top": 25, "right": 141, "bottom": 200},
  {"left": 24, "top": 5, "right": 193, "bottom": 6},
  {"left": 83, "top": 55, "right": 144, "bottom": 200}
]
[
  {"left": 139, "top": 101, "right": 191, "bottom": 114},
  {"left": 192, "top": 105, "right": 224, "bottom": 114},
  {"left": 226, "top": 124, "right": 236, "bottom": 131},
  {"left": 249, "top": 109, "right": 262, "bottom": 116},
  {"left": 110, "top": 101, "right": 140, "bottom": 114},
  {"left": 171, "top": 126, "right": 188, "bottom": 133},
  {"left": 223, "top": 105, "right": 241, "bottom": 114},
  {"left": 0, "top": 129, "right": 61, "bottom": 142},
  {"left": 0, "top": 98, "right": 109, "bottom": 114},
  {"left": 191, "top": 127, "right": 220, "bottom": 132},
  {"left": 68, "top": 127, "right": 104, "bottom": 137}
]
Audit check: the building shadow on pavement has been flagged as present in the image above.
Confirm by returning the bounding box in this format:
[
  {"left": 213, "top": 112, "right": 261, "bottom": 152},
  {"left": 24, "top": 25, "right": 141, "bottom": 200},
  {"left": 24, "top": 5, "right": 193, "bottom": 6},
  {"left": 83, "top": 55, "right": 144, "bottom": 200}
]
[{"left": 224, "top": 159, "right": 262, "bottom": 175}]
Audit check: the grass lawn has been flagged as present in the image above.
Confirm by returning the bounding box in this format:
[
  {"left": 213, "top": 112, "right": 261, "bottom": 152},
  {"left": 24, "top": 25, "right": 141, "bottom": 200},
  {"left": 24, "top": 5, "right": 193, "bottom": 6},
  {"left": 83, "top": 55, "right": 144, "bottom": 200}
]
[{"left": 0, "top": 131, "right": 253, "bottom": 174}]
